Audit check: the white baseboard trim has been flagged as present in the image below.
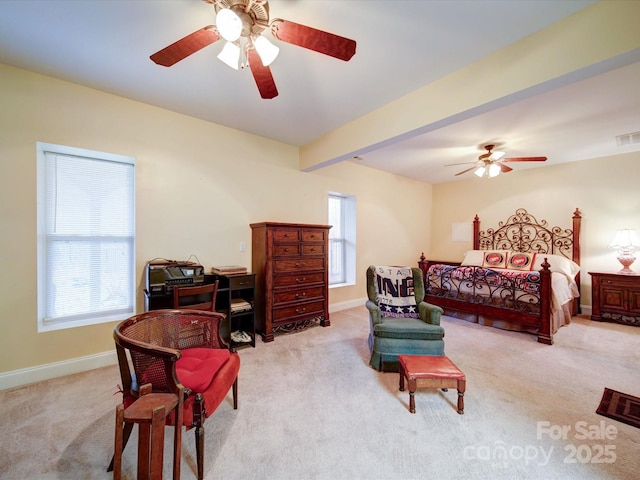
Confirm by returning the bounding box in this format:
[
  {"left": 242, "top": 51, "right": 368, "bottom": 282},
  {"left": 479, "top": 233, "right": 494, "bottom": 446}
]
[
  {"left": 2, "top": 301, "right": 589, "bottom": 391},
  {"left": 0, "top": 350, "right": 117, "bottom": 391},
  {"left": 330, "top": 298, "right": 366, "bottom": 313},
  {"left": 1, "top": 301, "right": 367, "bottom": 391}
]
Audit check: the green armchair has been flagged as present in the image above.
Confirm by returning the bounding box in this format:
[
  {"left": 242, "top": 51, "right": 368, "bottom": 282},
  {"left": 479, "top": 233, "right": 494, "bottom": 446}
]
[{"left": 366, "top": 265, "right": 445, "bottom": 372}]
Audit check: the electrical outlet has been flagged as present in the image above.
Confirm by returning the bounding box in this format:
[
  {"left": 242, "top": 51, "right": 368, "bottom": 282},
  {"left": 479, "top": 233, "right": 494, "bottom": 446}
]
[{"left": 240, "top": 241, "right": 246, "bottom": 252}]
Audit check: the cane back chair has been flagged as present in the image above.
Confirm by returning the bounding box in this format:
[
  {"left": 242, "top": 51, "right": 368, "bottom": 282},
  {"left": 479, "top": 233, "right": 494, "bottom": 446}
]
[{"left": 109, "top": 309, "right": 240, "bottom": 480}]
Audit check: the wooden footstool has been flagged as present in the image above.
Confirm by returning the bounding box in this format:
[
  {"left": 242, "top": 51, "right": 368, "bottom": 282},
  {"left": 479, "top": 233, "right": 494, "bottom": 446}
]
[{"left": 398, "top": 355, "right": 466, "bottom": 414}]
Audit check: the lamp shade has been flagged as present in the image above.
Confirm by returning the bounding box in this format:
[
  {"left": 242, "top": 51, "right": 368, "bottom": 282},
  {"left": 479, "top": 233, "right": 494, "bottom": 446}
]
[
  {"left": 608, "top": 229, "right": 640, "bottom": 251},
  {"left": 488, "top": 163, "right": 501, "bottom": 177},
  {"left": 217, "top": 41, "right": 240, "bottom": 70},
  {"left": 216, "top": 8, "right": 242, "bottom": 42},
  {"left": 254, "top": 35, "right": 279, "bottom": 66},
  {"left": 474, "top": 164, "right": 501, "bottom": 178}
]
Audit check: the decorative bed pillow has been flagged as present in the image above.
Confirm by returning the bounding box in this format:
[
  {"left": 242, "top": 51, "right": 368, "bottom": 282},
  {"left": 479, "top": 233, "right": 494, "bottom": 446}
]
[
  {"left": 373, "top": 265, "right": 419, "bottom": 318},
  {"left": 507, "top": 252, "right": 537, "bottom": 271},
  {"left": 463, "top": 250, "right": 510, "bottom": 267},
  {"left": 482, "top": 251, "right": 508, "bottom": 269}
]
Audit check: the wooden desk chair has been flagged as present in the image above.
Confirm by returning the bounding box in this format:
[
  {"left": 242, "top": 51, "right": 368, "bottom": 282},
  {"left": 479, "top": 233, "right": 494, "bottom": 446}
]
[{"left": 173, "top": 281, "right": 219, "bottom": 311}]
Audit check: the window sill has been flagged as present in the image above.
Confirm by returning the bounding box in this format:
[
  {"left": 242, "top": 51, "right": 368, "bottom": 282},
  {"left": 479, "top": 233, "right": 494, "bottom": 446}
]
[
  {"left": 329, "top": 282, "right": 355, "bottom": 289},
  {"left": 38, "top": 310, "right": 133, "bottom": 332}
]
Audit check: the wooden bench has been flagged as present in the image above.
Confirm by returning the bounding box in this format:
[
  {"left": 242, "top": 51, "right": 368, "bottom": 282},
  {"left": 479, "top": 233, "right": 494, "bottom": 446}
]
[{"left": 398, "top": 355, "right": 466, "bottom": 414}]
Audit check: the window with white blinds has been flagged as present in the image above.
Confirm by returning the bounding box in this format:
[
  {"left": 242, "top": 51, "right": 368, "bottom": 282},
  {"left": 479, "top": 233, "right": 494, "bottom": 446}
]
[
  {"left": 36, "top": 143, "right": 135, "bottom": 331},
  {"left": 328, "top": 192, "right": 356, "bottom": 287},
  {"left": 328, "top": 194, "right": 346, "bottom": 284}
]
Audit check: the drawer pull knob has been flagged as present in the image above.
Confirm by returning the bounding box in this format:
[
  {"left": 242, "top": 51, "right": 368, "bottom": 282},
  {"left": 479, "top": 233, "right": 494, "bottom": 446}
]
[
  {"left": 296, "top": 277, "right": 306, "bottom": 283},
  {"left": 295, "top": 293, "right": 306, "bottom": 299},
  {"left": 295, "top": 262, "right": 305, "bottom": 268},
  {"left": 284, "top": 248, "right": 289, "bottom": 252},
  {"left": 295, "top": 307, "right": 306, "bottom": 314}
]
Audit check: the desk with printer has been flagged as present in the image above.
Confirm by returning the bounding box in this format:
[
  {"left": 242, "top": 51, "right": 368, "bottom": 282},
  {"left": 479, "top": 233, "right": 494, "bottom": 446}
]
[{"left": 145, "top": 259, "right": 256, "bottom": 348}]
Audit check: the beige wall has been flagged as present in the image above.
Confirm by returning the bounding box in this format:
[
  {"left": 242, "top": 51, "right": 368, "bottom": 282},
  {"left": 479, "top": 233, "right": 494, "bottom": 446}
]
[
  {"left": 430, "top": 152, "right": 640, "bottom": 306},
  {"left": 0, "top": 64, "right": 433, "bottom": 377}
]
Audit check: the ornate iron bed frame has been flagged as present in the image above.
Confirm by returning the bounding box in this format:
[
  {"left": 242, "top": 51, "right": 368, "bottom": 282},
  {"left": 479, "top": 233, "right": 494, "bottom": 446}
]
[{"left": 418, "top": 208, "right": 581, "bottom": 345}]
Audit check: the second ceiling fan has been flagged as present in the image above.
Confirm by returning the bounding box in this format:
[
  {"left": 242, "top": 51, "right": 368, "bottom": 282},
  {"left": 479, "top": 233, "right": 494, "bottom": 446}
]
[
  {"left": 150, "top": 0, "right": 357, "bottom": 99},
  {"left": 447, "top": 144, "right": 547, "bottom": 178}
]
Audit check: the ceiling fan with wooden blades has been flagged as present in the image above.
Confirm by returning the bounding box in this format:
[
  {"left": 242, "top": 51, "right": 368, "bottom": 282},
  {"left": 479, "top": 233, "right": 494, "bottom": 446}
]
[
  {"left": 446, "top": 144, "right": 547, "bottom": 177},
  {"left": 150, "top": 0, "right": 357, "bottom": 99}
]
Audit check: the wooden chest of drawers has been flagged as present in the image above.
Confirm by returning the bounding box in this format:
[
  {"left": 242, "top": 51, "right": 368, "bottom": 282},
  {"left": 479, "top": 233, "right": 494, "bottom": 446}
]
[{"left": 251, "top": 222, "right": 331, "bottom": 342}]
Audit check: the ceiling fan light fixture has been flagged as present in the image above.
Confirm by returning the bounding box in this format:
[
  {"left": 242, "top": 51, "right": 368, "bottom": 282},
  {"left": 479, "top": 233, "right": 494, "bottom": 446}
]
[
  {"left": 488, "top": 163, "right": 501, "bottom": 177},
  {"left": 150, "top": 1, "right": 357, "bottom": 100},
  {"left": 216, "top": 8, "right": 242, "bottom": 42},
  {"left": 474, "top": 163, "right": 501, "bottom": 178},
  {"left": 254, "top": 34, "right": 279, "bottom": 66},
  {"left": 217, "top": 41, "right": 240, "bottom": 70}
]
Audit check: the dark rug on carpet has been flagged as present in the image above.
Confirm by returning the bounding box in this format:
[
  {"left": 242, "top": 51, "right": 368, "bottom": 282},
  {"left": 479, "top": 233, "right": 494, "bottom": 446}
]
[{"left": 596, "top": 387, "right": 640, "bottom": 429}]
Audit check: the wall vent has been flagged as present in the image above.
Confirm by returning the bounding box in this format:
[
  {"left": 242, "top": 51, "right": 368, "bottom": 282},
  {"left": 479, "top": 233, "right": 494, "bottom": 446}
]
[{"left": 616, "top": 131, "right": 640, "bottom": 146}]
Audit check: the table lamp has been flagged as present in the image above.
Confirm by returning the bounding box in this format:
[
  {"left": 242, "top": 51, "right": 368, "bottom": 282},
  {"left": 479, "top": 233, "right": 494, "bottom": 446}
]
[{"left": 608, "top": 228, "right": 640, "bottom": 274}]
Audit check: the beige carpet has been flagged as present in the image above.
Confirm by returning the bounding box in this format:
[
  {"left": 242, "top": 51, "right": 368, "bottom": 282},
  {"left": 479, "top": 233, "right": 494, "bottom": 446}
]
[{"left": 1, "top": 307, "right": 639, "bottom": 479}]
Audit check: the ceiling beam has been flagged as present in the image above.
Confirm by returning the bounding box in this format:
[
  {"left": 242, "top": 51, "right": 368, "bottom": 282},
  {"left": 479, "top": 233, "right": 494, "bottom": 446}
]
[{"left": 299, "top": 1, "right": 640, "bottom": 173}]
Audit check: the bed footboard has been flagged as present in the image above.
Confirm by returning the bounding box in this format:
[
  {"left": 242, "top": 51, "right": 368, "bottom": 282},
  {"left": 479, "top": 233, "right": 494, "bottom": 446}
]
[{"left": 418, "top": 254, "right": 553, "bottom": 344}]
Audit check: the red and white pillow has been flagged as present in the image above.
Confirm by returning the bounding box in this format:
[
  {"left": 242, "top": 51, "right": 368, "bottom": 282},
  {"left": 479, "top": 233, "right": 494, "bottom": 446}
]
[
  {"left": 462, "top": 250, "right": 579, "bottom": 277},
  {"left": 464, "top": 250, "right": 536, "bottom": 271},
  {"left": 481, "top": 251, "right": 508, "bottom": 269},
  {"left": 507, "top": 252, "right": 537, "bottom": 271}
]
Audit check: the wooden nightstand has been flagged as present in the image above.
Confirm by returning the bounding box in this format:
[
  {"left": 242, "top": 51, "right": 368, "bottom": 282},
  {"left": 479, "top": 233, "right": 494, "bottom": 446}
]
[{"left": 589, "top": 272, "right": 640, "bottom": 326}]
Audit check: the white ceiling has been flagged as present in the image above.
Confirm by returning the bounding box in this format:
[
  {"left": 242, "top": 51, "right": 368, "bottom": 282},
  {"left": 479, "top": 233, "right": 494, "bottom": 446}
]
[{"left": 1, "top": 0, "right": 639, "bottom": 184}]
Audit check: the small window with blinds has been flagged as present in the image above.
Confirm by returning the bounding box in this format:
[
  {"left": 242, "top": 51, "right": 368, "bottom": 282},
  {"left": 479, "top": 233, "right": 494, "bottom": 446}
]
[
  {"left": 328, "top": 192, "right": 356, "bottom": 287},
  {"left": 328, "top": 193, "right": 346, "bottom": 284},
  {"left": 36, "top": 142, "right": 135, "bottom": 331}
]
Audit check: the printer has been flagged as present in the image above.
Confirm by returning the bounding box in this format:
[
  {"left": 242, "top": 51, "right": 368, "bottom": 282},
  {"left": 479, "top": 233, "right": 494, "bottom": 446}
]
[{"left": 144, "top": 259, "right": 205, "bottom": 310}]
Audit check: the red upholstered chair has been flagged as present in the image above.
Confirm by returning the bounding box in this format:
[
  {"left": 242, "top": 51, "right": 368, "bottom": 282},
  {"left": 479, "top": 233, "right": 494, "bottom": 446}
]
[{"left": 109, "top": 309, "right": 240, "bottom": 480}]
